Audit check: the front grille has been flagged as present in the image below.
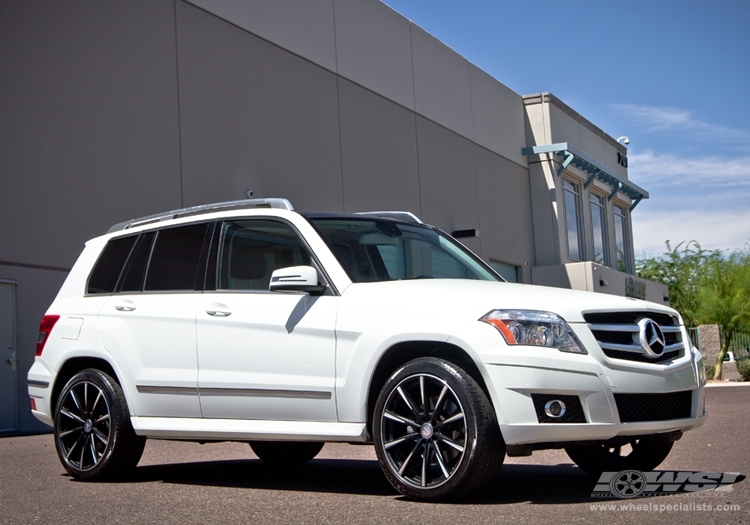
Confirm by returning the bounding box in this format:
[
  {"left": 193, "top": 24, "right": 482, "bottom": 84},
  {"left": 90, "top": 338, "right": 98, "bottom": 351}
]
[
  {"left": 531, "top": 394, "right": 586, "bottom": 423},
  {"left": 583, "top": 311, "right": 685, "bottom": 363},
  {"left": 614, "top": 391, "right": 693, "bottom": 422},
  {"left": 584, "top": 312, "right": 678, "bottom": 326}
]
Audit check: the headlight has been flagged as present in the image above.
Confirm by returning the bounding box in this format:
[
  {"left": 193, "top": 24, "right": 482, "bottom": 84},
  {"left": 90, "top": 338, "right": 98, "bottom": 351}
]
[{"left": 479, "top": 310, "right": 586, "bottom": 354}]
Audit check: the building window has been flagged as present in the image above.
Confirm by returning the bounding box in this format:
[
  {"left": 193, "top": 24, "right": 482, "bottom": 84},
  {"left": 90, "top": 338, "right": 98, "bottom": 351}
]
[
  {"left": 589, "top": 193, "right": 608, "bottom": 265},
  {"left": 613, "top": 204, "right": 630, "bottom": 272},
  {"left": 563, "top": 180, "right": 584, "bottom": 260},
  {"left": 489, "top": 260, "right": 519, "bottom": 282}
]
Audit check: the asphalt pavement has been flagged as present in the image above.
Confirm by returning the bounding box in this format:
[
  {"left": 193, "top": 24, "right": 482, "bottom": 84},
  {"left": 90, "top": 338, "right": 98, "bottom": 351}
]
[{"left": 0, "top": 384, "right": 747, "bottom": 525}]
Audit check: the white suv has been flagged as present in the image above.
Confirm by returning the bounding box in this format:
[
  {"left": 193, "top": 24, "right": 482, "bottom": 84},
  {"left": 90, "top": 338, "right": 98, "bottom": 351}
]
[{"left": 28, "top": 198, "right": 707, "bottom": 501}]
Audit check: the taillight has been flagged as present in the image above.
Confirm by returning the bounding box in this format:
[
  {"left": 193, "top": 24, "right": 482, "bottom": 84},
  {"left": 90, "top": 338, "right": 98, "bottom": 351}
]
[
  {"left": 36, "top": 315, "right": 60, "bottom": 356},
  {"left": 30, "top": 398, "right": 37, "bottom": 411}
]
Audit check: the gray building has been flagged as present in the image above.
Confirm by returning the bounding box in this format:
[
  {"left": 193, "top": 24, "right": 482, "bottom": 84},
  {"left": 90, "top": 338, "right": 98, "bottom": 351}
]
[{"left": 0, "top": 0, "right": 666, "bottom": 435}]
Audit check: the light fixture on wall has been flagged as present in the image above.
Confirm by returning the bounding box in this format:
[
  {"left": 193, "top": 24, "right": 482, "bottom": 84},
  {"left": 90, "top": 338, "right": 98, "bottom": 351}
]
[{"left": 246, "top": 189, "right": 254, "bottom": 198}]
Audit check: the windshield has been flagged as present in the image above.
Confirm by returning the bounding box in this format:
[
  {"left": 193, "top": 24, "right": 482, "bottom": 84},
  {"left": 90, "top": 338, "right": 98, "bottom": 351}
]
[{"left": 307, "top": 217, "right": 501, "bottom": 283}]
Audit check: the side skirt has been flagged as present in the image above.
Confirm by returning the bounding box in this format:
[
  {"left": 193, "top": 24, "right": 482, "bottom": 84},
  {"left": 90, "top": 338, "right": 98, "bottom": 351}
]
[{"left": 130, "top": 417, "right": 367, "bottom": 442}]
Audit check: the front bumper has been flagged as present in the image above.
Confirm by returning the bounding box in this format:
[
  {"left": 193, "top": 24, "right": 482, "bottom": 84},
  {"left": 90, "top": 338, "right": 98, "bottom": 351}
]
[
  {"left": 484, "top": 361, "right": 706, "bottom": 447},
  {"left": 452, "top": 322, "right": 707, "bottom": 448}
]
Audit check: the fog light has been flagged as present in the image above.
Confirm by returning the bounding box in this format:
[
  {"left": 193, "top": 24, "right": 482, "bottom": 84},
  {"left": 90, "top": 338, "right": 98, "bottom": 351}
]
[{"left": 544, "top": 399, "right": 566, "bottom": 418}]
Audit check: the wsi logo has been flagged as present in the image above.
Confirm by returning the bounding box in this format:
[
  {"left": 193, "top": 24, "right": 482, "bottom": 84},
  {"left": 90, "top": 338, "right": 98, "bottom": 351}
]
[{"left": 591, "top": 470, "right": 742, "bottom": 499}]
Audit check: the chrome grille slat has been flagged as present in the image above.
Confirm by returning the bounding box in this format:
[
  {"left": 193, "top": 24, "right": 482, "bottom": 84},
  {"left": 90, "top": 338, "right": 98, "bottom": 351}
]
[{"left": 584, "top": 311, "right": 685, "bottom": 364}]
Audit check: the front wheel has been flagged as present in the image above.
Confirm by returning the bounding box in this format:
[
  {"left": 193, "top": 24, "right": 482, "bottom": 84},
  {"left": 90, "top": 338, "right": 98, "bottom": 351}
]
[
  {"left": 373, "top": 357, "right": 505, "bottom": 501},
  {"left": 54, "top": 369, "right": 145, "bottom": 480},
  {"left": 565, "top": 439, "right": 674, "bottom": 476}
]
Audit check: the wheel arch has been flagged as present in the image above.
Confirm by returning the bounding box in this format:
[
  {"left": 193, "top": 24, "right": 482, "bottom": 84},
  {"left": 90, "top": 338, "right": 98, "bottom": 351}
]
[
  {"left": 51, "top": 357, "right": 122, "bottom": 416},
  {"left": 366, "top": 341, "right": 494, "bottom": 438}
]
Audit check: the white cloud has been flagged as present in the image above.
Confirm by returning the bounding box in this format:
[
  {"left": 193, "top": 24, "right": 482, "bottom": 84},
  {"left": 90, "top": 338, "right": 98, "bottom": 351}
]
[
  {"left": 612, "top": 104, "right": 692, "bottom": 131},
  {"left": 610, "top": 103, "right": 750, "bottom": 149},
  {"left": 633, "top": 208, "right": 750, "bottom": 256},
  {"left": 628, "top": 150, "right": 750, "bottom": 187}
]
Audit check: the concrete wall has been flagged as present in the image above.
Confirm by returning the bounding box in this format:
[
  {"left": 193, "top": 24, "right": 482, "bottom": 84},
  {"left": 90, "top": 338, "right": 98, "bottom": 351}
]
[
  {"left": 0, "top": 0, "right": 537, "bottom": 433},
  {"left": 532, "top": 262, "right": 669, "bottom": 304}
]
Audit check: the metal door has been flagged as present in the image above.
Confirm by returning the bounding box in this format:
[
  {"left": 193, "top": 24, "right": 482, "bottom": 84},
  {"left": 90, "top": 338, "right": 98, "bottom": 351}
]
[{"left": 0, "top": 282, "right": 17, "bottom": 433}]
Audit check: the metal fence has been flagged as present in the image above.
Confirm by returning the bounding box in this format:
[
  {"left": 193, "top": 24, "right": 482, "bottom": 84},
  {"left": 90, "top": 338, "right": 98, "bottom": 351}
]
[
  {"left": 688, "top": 326, "right": 750, "bottom": 359},
  {"left": 732, "top": 329, "right": 750, "bottom": 359}
]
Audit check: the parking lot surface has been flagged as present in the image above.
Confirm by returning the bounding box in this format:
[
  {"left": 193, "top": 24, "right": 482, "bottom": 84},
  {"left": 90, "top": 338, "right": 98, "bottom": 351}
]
[{"left": 1, "top": 385, "right": 747, "bottom": 525}]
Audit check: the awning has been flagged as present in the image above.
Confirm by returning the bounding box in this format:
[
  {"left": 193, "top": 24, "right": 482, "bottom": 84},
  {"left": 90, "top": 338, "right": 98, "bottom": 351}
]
[{"left": 522, "top": 142, "right": 648, "bottom": 211}]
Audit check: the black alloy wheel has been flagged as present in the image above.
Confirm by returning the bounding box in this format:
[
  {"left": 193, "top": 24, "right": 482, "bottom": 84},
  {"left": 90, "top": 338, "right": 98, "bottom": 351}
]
[
  {"left": 54, "top": 369, "right": 145, "bottom": 480},
  {"left": 373, "top": 357, "right": 505, "bottom": 501}
]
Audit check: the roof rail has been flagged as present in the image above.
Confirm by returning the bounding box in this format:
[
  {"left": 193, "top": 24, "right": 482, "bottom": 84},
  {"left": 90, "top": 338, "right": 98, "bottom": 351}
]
[
  {"left": 355, "top": 211, "right": 424, "bottom": 224},
  {"left": 107, "top": 198, "right": 294, "bottom": 233}
]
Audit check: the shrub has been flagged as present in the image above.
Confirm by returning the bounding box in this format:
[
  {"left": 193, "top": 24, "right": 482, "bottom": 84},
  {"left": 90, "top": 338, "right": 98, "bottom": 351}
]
[
  {"left": 705, "top": 362, "right": 715, "bottom": 381},
  {"left": 736, "top": 358, "right": 750, "bottom": 382}
]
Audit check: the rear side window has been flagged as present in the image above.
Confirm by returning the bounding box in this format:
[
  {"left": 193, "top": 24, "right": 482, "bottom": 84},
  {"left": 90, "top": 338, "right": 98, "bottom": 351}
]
[
  {"left": 118, "top": 232, "right": 155, "bottom": 293},
  {"left": 145, "top": 224, "right": 209, "bottom": 291},
  {"left": 87, "top": 235, "right": 138, "bottom": 294}
]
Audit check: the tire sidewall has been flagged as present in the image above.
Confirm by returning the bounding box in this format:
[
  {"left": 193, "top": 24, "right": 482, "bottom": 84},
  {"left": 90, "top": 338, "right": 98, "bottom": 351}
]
[
  {"left": 373, "top": 358, "right": 483, "bottom": 501},
  {"left": 54, "top": 369, "right": 121, "bottom": 480}
]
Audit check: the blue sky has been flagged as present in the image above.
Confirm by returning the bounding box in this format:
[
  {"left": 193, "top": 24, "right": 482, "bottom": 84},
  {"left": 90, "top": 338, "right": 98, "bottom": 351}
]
[{"left": 382, "top": 0, "right": 750, "bottom": 257}]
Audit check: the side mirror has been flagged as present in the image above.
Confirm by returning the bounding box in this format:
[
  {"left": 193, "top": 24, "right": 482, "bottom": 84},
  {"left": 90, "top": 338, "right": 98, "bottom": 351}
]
[{"left": 269, "top": 266, "right": 327, "bottom": 295}]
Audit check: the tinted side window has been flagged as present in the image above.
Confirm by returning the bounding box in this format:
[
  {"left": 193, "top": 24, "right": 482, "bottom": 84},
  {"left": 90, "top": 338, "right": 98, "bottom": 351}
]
[
  {"left": 145, "top": 224, "right": 209, "bottom": 291},
  {"left": 218, "top": 220, "right": 311, "bottom": 290},
  {"left": 119, "top": 232, "right": 155, "bottom": 293},
  {"left": 87, "top": 235, "right": 137, "bottom": 294}
]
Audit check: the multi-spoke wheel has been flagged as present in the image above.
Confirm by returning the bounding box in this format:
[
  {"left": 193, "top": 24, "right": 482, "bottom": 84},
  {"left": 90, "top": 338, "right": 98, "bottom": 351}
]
[
  {"left": 565, "top": 439, "right": 674, "bottom": 476},
  {"left": 54, "top": 369, "right": 145, "bottom": 480},
  {"left": 373, "top": 357, "right": 505, "bottom": 501},
  {"left": 249, "top": 441, "right": 324, "bottom": 465}
]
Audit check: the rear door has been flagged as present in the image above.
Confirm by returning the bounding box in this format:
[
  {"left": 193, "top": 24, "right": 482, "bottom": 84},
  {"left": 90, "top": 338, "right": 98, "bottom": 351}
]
[{"left": 98, "top": 223, "right": 212, "bottom": 418}]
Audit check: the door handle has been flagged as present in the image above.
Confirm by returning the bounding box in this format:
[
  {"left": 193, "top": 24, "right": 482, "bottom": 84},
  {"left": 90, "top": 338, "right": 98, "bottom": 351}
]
[
  {"left": 206, "top": 303, "right": 232, "bottom": 317},
  {"left": 6, "top": 348, "right": 16, "bottom": 371},
  {"left": 115, "top": 300, "right": 136, "bottom": 312}
]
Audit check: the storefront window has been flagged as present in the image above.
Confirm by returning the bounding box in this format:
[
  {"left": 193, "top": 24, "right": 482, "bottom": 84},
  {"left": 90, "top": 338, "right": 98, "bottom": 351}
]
[
  {"left": 589, "top": 194, "right": 607, "bottom": 265},
  {"left": 614, "top": 204, "right": 630, "bottom": 272},
  {"left": 563, "top": 180, "right": 584, "bottom": 260}
]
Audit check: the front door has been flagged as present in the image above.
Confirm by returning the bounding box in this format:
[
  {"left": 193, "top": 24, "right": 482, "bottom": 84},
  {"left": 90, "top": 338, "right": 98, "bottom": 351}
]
[
  {"left": 196, "top": 219, "right": 337, "bottom": 422},
  {"left": 0, "top": 282, "right": 17, "bottom": 433}
]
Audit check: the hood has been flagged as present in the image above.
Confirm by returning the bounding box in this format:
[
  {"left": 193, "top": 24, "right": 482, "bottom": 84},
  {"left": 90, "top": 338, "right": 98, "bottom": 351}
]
[{"left": 339, "top": 279, "right": 680, "bottom": 325}]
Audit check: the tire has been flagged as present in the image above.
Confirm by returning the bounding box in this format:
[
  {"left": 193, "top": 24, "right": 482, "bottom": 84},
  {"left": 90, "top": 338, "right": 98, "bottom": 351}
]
[
  {"left": 565, "top": 439, "right": 674, "bottom": 476},
  {"left": 249, "top": 441, "right": 324, "bottom": 465},
  {"left": 53, "top": 369, "right": 145, "bottom": 480},
  {"left": 373, "top": 357, "right": 505, "bottom": 502}
]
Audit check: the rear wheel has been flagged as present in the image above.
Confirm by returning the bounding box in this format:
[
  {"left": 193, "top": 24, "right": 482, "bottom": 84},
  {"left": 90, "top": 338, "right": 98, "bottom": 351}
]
[
  {"left": 54, "top": 369, "right": 145, "bottom": 480},
  {"left": 249, "top": 441, "right": 324, "bottom": 465},
  {"left": 565, "top": 439, "right": 674, "bottom": 476},
  {"left": 373, "top": 357, "right": 505, "bottom": 501}
]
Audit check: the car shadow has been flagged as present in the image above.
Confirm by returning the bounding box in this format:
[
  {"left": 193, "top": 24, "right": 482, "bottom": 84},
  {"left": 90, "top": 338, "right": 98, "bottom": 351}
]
[{"left": 94, "top": 459, "right": 745, "bottom": 505}]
